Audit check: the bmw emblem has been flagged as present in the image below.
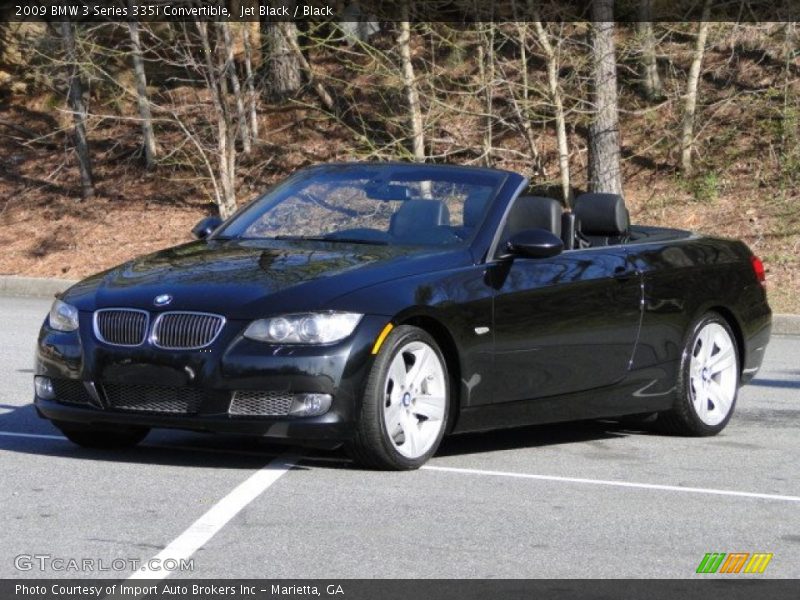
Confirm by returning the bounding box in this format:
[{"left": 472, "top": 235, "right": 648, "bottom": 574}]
[{"left": 154, "top": 294, "right": 173, "bottom": 307}]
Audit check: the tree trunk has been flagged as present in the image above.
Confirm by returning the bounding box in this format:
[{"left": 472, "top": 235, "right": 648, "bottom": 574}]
[
  {"left": 476, "top": 23, "right": 494, "bottom": 167},
  {"left": 127, "top": 17, "right": 158, "bottom": 168},
  {"left": 680, "top": 1, "right": 711, "bottom": 175},
  {"left": 513, "top": 21, "right": 544, "bottom": 177},
  {"left": 248, "top": 21, "right": 261, "bottom": 67},
  {"left": 220, "top": 22, "right": 251, "bottom": 155},
  {"left": 533, "top": 17, "right": 571, "bottom": 205},
  {"left": 780, "top": 22, "right": 797, "bottom": 159},
  {"left": 60, "top": 21, "right": 94, "bottom": 199},
  {"left": 241, "top": 23, "right": 259, "bottom": 139},
  {"left": 637, "top": 0, "right": 662, "bottom": 101},
  {"left": 588, "top": 0, "right": 623, "bottom": 196},
  {"left": 197, "top": 22, "right": 237, "bottom": 218},
  {"left": 398, "top": 10, "right": 424, "bottom": 162},
  {"left": 263, "top": 2, "right": 301, "bottom": 100},
  {"left": 278, "top": 23, "right": 335, "bottom": 112}
]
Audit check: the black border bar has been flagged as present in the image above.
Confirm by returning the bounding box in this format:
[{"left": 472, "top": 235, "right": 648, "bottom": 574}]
[
  {"left": 2, "top": 0, "right": 800, "bottom": 23},
  {"left": 4, "top": 579, "right": 800, "bottom": 600}
]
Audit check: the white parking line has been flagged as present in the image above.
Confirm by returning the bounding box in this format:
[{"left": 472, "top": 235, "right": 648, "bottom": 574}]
[
  {"left": 3, "top": 430, "right": 800, "bottom": 507},
  {"left": 129, "top": 451, "right": 299, "bottom": 580},
  {"left": 0, "top": 430, "right": 299, "bottom": 581},
  {"left": 422, "top": 465, "right": 800, "bottom": 504},
  {"left": 254, "top": 454, "right": 800, "bottom": 504}
]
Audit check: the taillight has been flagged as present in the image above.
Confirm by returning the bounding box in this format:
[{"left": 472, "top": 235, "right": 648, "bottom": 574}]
[{"left": 750, "top": 255, "right": 766, "bottom": 286}]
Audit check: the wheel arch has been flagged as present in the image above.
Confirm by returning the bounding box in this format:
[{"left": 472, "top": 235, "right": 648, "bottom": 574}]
[
  {"left": 706, "top": 305, "right": 746, "bottom": 377},
  {"left": 397, "top": 313, "right": 462, "bottom": 434}
]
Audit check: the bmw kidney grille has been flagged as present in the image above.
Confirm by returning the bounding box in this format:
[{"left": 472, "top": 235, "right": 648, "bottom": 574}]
[
  {"left": 93, "top": 309, "right": 149, "bottom": 346},
  {"left": 151, "top": 312, "right": 225, "bottom": 349},
  {"left": 93, "top": 309, "right": 224, "bottom": 349}
]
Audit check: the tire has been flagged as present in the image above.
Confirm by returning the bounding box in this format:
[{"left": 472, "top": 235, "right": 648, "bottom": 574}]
[
  {"left": 347, "top": 325, "right": 450, "bottom": 470},
  {"left": 53, "top": 421, "right": 150, "bottom": 449},
  {"left": 657, "top": 312, "right": 740, "bottom": 436}
]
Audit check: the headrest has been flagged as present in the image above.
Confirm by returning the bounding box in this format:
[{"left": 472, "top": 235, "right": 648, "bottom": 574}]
[
  {"left": 573, "top": 193, "right": 629, "bottom": 235},
  {"left": 506, "top": 196, "right": 562, "bottom": 238},
  {"left": 463, "top": 190, "right": 492, "bottom": 228},
  {"left": 390, "top": 199, "right": 450, "bottom": 238}
]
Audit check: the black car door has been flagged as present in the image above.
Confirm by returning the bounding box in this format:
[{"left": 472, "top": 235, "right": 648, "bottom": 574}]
[{"left": 490, "top": 246, "right": 642, "bottom": 404}]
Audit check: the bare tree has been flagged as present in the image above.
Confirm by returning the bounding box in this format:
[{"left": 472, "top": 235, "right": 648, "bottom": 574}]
[
  {"left": 507, "top": 21, "right": 543, "bottom": 176},
  {"left": 127, "top": 16, "right": 158, "bottom": 168},
  {"left": 241, "top": 23, "right": 259, "bottom": 139},
  {"left": 588, "top": 0, "right": 623, "bottom": 196},
  {"left": 60, "top": 21, "right": 94, "bottom": 199},
  {"left": 263, "top": 1, "right": 301, "bottom": 100},
  {"left": 533, "top": 18, "right": 571, "bottom": 204},
  {"left": 680, "top": 0, "right": 712, "bottom": 174},
  {"left": 220, "top": 22, "right": 251, "bottom": 154},
  {"left": 780, "top": 22, "right": 799, "bottom": 184},
  {"left": 281, "top": 24, "right": 335, "bottom": 112},
  {"left": 398, "top": 7, "right": 425, "bottom": 162},
  {"left": 636, "top": 0, "right": 662, "bottom": 101},
  {"left": 476, "top": 23, "right": 494, "bottom": 166},
  {"left": 196, "top": 22, "right": 237, "bottom": 218}
]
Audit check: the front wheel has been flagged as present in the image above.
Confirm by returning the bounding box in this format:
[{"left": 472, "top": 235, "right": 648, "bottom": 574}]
[
  {"left": 347, "top": 325, "right": 450, "bottom": 470},
  {"left": 53, "top": 421, "right": 150, "bottom": 449},
  {"left": 657, "top": 312, "right": 739, "bottom": 436}
]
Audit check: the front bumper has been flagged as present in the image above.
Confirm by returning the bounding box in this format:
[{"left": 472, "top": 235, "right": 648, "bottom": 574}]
[
  {"left": 34, "top": 314, "right": 390, "bottom": 442},
  {"left": 34, "top": 397, "right": 353, "bottom": 441}
]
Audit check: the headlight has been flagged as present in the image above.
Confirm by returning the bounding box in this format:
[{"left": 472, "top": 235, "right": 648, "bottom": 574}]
[
  {"left": 49, "top": 299, "right": 79, "bottom": 332},
  {"left": 244, "top": 312, "right": 362, "bottom": 345}
]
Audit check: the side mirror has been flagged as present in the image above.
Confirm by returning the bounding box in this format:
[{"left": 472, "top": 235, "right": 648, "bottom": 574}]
[
  {"left": 191, "top": 216, "right": 223, "bottom": 240},
  {"left": 505, "top": 229, "right": 564, "bottom": 259}
]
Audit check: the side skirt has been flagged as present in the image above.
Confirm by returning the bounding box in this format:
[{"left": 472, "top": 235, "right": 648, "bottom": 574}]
[{"left": 452, "top": 363, "right": 679, "bottom": 434}]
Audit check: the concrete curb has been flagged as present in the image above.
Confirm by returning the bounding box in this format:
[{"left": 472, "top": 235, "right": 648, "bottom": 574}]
[
  {"left": 1, "top": 275, "right": 799, "bottom": 335},
  {"left": 772, "top": 314, "right": 800, "bottom": 336},
  {"left": 0, "top": 276, "right": 78, "bottom": 299}
]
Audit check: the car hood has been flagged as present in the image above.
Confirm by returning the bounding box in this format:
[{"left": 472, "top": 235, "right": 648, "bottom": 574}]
[{"left": 64, "top": 239, "right": 470, "bottom": 319}]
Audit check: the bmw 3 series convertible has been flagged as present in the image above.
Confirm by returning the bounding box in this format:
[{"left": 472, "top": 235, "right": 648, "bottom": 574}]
[{"left": 34, "top": 163, "right": 772, "bottom": 469}]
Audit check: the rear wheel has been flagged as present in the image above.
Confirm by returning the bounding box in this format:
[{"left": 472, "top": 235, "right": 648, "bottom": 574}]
[
  {"left": 657, "top": 312, "right": 739, "bottom": 436},
  {"left": 53, "top": 421, "right": 150, "bottom": 449},
  {"left": 347, "top": 325, "right": 450, "bottom": 470}
]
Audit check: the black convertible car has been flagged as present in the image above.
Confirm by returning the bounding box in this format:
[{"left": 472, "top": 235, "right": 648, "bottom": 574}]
[{"left": 34, "top": 163, "right": 771, "bottom": 469}]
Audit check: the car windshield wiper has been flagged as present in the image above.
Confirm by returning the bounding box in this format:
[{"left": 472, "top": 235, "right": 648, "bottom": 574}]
[
  {"left": 273, "top": 235, "right": 328, "bottom": 241},
  {"left": 273, "top": 235, "right": 388, "bottom": 246}
]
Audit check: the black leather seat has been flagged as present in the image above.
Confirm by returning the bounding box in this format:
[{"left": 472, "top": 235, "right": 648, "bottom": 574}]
[
  {"left": 504, "top": 196, "right": 563, "bottom": 239},
  {"left": 389, "top": 199, "right": 451, "bottom": 242},
  {"left": 463, "top": 190, "right": 492, "bottom": 229},
  {"left": 572, "top": 193, "right": 629, "bottom": 247}
]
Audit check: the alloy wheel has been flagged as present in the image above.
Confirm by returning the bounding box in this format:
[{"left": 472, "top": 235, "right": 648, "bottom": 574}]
[
  {"left": 382, "top": 341, "right": 447, "bottom": 459},
  {"left": 688, "top": 322, "right": 738, "bottom": 426}
]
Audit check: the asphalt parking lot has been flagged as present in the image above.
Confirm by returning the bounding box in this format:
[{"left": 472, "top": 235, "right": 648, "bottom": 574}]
[{"left": 1, "top": 295, "right": 798, "bottom": 579}]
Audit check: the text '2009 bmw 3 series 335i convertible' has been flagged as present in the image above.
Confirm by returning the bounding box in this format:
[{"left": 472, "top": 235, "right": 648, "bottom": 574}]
[{"left": 34, "top": 162, "right": 771, "bottom": 469}]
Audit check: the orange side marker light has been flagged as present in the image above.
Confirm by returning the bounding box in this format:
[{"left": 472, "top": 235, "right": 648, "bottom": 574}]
[{"left": 371, "top": 323, "right": 394, "bottom": 355}]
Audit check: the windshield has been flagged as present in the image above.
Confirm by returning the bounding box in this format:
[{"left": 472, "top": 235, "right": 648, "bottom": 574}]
[{"left": 216, "top": 164, "right": 505, "bottom": 247}]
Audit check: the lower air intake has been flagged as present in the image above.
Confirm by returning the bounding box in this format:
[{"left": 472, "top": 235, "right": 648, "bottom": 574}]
[
  {"left": 229, "top": 391, "right": 295, "bottom": 417},
  {"left": 52, "top": 379, "right": 94, "bottom": 406},
  {"left": 102, "top": 384, "right": 205, "bottom": 414}
]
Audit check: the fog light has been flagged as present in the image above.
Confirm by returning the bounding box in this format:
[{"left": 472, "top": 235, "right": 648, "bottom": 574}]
[
  {"left": 34, "top": 376, "right": 56, "bottom": 400},
  {"left": 289, "top": 393, "right": 332, "bottom": 417}
]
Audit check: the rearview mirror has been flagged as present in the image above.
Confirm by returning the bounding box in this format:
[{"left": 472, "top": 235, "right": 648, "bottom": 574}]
[
  {"left": 365, "top": 183, "right": 411, "bottom": 201},
  {"left": 505, "top": 229, "right": 564, "bottom": 259},
  {"left": 191, "top": 216, "right": 223, "bottom": 240}
]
